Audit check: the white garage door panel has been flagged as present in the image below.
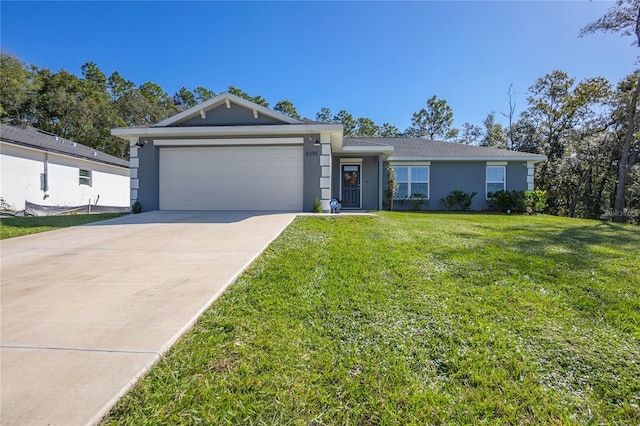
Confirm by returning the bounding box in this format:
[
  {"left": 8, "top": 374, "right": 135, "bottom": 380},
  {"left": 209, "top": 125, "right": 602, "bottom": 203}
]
[{"left": 160, "top": 146, "right": 303, "bottom": 210}]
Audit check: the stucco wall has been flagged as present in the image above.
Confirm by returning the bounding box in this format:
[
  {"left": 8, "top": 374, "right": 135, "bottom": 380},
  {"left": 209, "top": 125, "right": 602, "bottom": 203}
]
[
  {"left": 331, "top": 155, "right": 380, "bottom": 210},
  {"left": 505, "top": 162, "right": 529, "bottom": 192},
  {"left": 430, "top": 162, "right": 487, "bottom": 210},
  {"left": 302, "top": 135, "right": 322, "bottom": 211},
  {"left": 0, "top": 142, "right": 129, "bottom": 210},
  {"left": 384, "top": 160, "right": 530, "bottom": 211},
  {"left": 132, "top": 138, "right": 160, "bottom": 211}
]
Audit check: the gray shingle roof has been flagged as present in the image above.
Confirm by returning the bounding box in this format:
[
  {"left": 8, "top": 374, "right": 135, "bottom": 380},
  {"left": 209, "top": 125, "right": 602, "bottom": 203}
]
[
  {"left": 345, "top": 137, "right": 546, "bottom": 160},
  {"left": 342, "top": 138, "right": 391, "bottom": 147},
  {"left": 0, "top": 124, "right": 129, "bottom": 168}
]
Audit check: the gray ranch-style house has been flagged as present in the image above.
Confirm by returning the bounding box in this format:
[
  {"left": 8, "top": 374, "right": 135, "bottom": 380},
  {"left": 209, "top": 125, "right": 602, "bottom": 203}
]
[{"left": 111, "top": 92, "right": 546, "bottom": 212}]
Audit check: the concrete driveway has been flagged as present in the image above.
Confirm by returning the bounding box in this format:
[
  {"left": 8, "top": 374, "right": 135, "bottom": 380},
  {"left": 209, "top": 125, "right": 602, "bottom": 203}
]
[{"left": 0, "top": 211, "right": 297, "bottom": 426}]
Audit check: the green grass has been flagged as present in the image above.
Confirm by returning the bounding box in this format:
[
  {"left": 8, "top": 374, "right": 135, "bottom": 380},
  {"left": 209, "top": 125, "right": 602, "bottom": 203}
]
[
  {"left": 0, "top": 213, "right": 127, "bottom": 239},
  {"left": 103, "top": 213, "right": 640, "bottom": 425}
]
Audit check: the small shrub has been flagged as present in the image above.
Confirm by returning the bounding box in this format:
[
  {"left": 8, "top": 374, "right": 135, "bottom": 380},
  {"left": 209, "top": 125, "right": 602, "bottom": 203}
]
[
  {"left": 441, "top": 195, "right": 456, "bottom": 211},
  {"left": 523, "top": 189, "right": 548, "bottom": 213},
  {"left": 131, "top": 200, "right": 142, "bottom": 214},
  {"left": 488, "top": 190, "right": 524, "bottom": 213},
  {"left": 441, "top": 190, "right": 477, "bottom": 211},
  {"left": 385, "top": 165, "right": 398, "bottom": 211},
  {"left": 458, "top": 192, "right": 477, "bottom": 211},
  {"left": 0, "top": 197, "right": 15, "bottom": 212},
  {"left": 312, "top": 197, "right": 323, "bottom": 213},
  {"left": 409, "top": 193, "right": 428, "bottom": 210}
]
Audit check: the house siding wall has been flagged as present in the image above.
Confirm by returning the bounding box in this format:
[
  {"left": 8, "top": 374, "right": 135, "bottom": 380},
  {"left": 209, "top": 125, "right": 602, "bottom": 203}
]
[
  {"left": 135, "top": 138, "right": 160, "bottom": 211},
  {"left": 506, "top": 162, "right": 529, "bottom": 192},
  {"left": 0, "top": 142, "right": 129, "bottom": 210},
  {"left": 134, "top": 134, "right": 322, "bottom": 212},
  {"left": 383, "top": 160, "right": 530, "bottom": 211},
  {"left": 302, "top": 135, "right": 323, "bottom": 212},
  {"left": 430, "top": 162, "right": 486, "bottom": 210},
  {"left": 332, "top": 155, "right": 379, "bottom": 210},
  {"left": 174, "top": 104, "right": 284, "bottom": 127}
]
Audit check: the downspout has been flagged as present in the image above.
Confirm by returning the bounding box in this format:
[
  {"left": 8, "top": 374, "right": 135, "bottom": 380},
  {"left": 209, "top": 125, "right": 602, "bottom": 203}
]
[{"left": 42, "top": 153, "right": 49, "bottom": 199}]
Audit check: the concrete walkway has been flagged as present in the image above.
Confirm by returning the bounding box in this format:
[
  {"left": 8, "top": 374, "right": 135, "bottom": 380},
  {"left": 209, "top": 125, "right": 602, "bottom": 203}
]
[{"left": 0, "top": 211, "right": 297, "bottom": 426}]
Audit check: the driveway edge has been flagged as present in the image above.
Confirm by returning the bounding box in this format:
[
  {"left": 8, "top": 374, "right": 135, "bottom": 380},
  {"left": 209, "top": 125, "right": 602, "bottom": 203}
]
[{"left": 88, "top": 214, "right": 298, "bottom": 425}]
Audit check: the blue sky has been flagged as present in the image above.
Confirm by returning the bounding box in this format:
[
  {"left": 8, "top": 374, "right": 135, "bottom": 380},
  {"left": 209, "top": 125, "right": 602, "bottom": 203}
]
[{"left": 1, "top": 1, "right": 637, "bottom": 131}]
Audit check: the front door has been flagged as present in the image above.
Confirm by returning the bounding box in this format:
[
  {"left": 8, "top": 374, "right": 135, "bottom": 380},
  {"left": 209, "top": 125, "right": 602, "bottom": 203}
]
[{"left": 341, "top": 165, "right": 361, "bottom": 208}]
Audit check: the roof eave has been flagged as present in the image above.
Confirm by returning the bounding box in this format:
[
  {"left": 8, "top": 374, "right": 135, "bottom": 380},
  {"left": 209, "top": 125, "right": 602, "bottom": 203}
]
[
  {"left": 388, "top": 155, "right": 547, "bottom": 162},
  {"left": 339, "top": 146, "right": 395, "bottom": 154},
  {"left": 0, "top": 139, "right": 129, "bottom": 169},
  {"left": 111, "top": 124, "right": 344, "bottom": 140}
]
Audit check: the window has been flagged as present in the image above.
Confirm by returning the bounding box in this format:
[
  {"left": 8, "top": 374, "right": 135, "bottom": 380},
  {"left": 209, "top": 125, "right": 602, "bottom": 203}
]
[
  {"left": 486, "top": 166, "right": 505, "bottom": 197},
  {"left": 394, "top": 166, "right": 429, "bottom": 199},
  {"left": 79, "top": 169, "right": 92, "bottom": 186}
]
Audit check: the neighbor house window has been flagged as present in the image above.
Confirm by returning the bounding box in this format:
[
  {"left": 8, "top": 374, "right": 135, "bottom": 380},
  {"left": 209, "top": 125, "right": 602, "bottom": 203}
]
[
  {"left": 486, "top": 166, "right": 505, "bottom": 198},
  {"left": 394, "top": 166, "right": 429, "bottom": 199},
  {"left": 79, "top": 169, "right": 92, "bottom": 186}
]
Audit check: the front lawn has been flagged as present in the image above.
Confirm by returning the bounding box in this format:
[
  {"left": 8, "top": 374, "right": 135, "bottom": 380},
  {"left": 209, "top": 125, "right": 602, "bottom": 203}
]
[
  {"left": 0, "top": 213, "right": 127, "bottom": 239},
  {"left": 104, "top": 213, "right": 640, "bottom": 424}
]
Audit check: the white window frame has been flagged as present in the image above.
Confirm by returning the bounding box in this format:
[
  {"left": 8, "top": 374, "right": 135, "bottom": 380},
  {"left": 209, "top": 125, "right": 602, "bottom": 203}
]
[
  {"left": 392, "top": 164, "right": 430, "bottom": 200},
  {"left": 486, "top": 165, "right": 506, "bottom": 199},
  {"left": 79, "top": 169, "right": 92, "bottom": 187}
]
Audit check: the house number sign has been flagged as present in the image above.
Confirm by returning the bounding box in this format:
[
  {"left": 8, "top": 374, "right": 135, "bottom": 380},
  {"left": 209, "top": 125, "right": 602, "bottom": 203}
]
[{"left": 305, "top": 150, "right": 319, "bottom": 156}]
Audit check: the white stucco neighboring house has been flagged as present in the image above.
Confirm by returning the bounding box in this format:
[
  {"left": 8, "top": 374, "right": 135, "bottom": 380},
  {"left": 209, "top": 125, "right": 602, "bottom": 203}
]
[{"left": 0, "top": 123, "right": 130, "bottom": 211}]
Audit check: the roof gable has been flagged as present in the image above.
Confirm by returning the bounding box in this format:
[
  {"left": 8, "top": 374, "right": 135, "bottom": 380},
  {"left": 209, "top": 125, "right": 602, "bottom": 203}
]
[{"left": 155, "top": 92, "right": 303, "bottom": 127}]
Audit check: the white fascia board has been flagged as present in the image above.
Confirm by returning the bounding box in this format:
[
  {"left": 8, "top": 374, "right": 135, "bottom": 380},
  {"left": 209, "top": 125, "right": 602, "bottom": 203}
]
[
  {"left": 389, "top": 161, "right": 431, "bottom": 166},
  {"left": 339, "top": 146, "right": 395, "bottom": 154},
  {"left": 154, "top": 137, "right": 304, "bottom": 146},
  {"left": 388, "top": 155, "right": 547, "bottom": 162},
  {"left": 339, "top": 157, "right": 363, "bottom": 164},
  {"left": 112, "top": 124, "right": 343, "bottom": 139},
  {"left": 155, "top": 92, "right": 302, "bottom": 127}
]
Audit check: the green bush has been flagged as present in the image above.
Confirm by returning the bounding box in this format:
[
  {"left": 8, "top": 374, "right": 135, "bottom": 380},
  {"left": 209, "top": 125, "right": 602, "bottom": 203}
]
[
  {"left": 312, "top": 197, "right": 323, "bottom": 213},
  {"left": 441, "top": 190, "right": 477, "bottom": 211},
  {"left": 489, "top": 190, "right": 548, "bottom": 214},
  {"left": 524, "top": 189, "right": 548, "bottom": 213},
  {"left": 409, "top": 193, "right": 428, "bottom": 211},
  {"left": 131, "top": 200, "right": 142, "bottom": 214},
  {"left": 441, "top": 195, "right": 456, "bottom": 211},
  {"left": 488, "top": 190, "right": 525, "bottom": 213}
]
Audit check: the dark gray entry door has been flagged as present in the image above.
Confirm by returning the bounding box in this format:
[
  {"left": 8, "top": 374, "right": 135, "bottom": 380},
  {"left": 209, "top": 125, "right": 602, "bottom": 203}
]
[{"left": 341, "top": 165, "right": 361, "bottom": 208}]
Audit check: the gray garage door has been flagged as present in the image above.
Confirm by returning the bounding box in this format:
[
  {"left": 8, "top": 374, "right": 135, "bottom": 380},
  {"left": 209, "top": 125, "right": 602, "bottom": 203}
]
[{"left": 159, "top": 145, "right": 303, "bottom": 210}]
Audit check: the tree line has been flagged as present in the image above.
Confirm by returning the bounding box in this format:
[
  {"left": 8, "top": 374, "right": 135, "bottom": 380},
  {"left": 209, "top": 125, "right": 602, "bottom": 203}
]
[{"left": 0, "top": 1, "right": 637, "bottom": 222}]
